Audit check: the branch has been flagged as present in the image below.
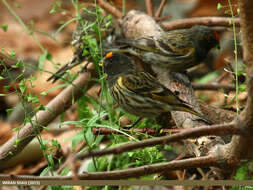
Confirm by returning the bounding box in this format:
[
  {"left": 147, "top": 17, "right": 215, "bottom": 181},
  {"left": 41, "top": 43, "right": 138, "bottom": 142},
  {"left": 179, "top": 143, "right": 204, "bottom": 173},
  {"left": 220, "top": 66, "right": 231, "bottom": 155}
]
[
  {"left": 77, "top": 123, "right": 240, "bottom": 160},
  {"left": 0, "top": 70, "right": 93, "bottom": 164},
  {"left": 192, "top": 83, "right": 235, "bottom": 92},
  {"left": 155, "top": 0, "right": 167, "bottom": 18},
  {"left": 0, "top": 155, "right": 220, "bottom": 180},
  {"left": 145, "top": 0, "right": 153, "bottom": 16},
  {"left": 92, "top": 127, "right": 178, "bottom": 135},
  {"left": 97, "top": 0, "right": 122, "bottom": 19},
  {"left": 161, "top": 17, "right": 240, "bottom": 31}
]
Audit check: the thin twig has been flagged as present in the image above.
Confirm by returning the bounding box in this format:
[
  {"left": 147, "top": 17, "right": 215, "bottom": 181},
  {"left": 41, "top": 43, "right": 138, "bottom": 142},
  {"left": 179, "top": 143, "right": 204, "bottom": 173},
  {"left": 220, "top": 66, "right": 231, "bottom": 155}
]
[
  {"left": 97, "top": 0, "right": 122, "bottom": 19},
  {"left": 0, "top": 155, "right": 219, "bottom": 180},
  {"left": 155, "top": 0, "right": 167, "bottom": 18},
  {"left": 92, "top": 127, "right": 181, "bottom": 135},
  {"left": 155, "top": 15, "right": 171, "bottom": 22},
  {"left": 77, "top": 123, "right": 239, "bottom": 160},
  {"left": 192, "top": 83, "right": 236, "bottom": 91},
  {"left": 145, "top": 0, "right": 153, "bottom": 16},
  {"left": 161, "top": 17, "right": 240, "bottom": 31}
]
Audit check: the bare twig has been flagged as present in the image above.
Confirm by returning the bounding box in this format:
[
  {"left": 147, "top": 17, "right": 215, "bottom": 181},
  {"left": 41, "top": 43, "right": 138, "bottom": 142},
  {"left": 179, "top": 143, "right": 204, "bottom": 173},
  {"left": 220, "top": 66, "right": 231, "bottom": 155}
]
[
  {"left": 161, "top": 17, "right": 240, "bottom": 31},
  {"left": 0, "top": 70, "right": 93, "bottom": 164},
  {"left": 145, "top": 0, "right": 153, "bottom": 16},
  {"left": 77, "top": 123, "right": 240, "bottom": 160},
  {"left": 155, "top": 0, "right": 167, "bottom": 18},
  {"left": 192, "top": 83, "right": 235, "bottom": 92},
  {"left": 92, "top": 127, "right": 179, "bottom": 135},
  {"left": 97, "top": 0, "right": 122, "bottom": 19},
  {"left": 155, "top": 15, "right": 171, "bottom": 22},
  {"left": 0, "top": 155, "right": 219, "bottom": 180}
]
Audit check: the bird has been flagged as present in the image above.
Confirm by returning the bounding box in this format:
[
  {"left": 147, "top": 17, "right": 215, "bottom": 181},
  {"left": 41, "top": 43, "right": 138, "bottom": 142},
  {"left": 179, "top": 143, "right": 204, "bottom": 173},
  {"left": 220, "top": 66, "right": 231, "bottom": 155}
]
[
  {"left": 47, "top": 5, "right": 117, "bottom": 83},
  {"left": 107, "top": 25, "right": 220, "bottom": 72},
  {"left": 103, "top": 51, "right": 212, "bottom": 125}
]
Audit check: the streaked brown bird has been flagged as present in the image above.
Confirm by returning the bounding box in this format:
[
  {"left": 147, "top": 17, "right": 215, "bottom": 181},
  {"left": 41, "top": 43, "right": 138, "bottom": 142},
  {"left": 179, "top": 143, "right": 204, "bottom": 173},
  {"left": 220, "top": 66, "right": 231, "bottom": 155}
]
[
  {"left": 103, "top": 52, "right": 212, "bottom": 124},
  {"left": 108, "top": 25, "right": 220, "bottom": 71},
  {"left": 47, "top": 5, "right": 116, "bottom": 83}
]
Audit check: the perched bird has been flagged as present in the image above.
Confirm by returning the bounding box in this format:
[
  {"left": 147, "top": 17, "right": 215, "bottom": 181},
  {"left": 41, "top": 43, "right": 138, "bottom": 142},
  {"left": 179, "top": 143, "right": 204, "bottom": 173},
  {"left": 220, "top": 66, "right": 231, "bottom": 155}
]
[
  {"left": 108, "top": 25, "right": 220, "bottom": 71},
  {"left": 47, "top": 5, "right": 117, "bottom": 83},
  {"left": 103, "top": 52, "right": 212, "bottom": 124}
]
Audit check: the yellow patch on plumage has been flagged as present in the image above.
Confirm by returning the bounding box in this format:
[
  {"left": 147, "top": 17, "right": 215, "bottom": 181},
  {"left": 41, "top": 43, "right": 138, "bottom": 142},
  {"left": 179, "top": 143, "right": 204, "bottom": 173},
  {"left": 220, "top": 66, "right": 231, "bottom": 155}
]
[{"left": 117, "top": 76, "right": 125, "bottom": 89}]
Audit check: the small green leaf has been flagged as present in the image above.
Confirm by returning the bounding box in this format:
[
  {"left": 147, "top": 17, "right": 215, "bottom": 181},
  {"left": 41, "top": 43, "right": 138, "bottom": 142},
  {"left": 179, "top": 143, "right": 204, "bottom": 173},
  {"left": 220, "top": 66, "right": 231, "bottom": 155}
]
[
  {"left": 6, "top": 108, "right": 13, "bottom": 116},
  {"left": 239, "top": 84, "right": 246, "bottom": 92},
  {"left": 237, "top": 8, "right": 240, "bottom": 14},
  {"left": 40, "top": 166, "right": 50, "bottom": 176},
  {"left": 3, "top": 85, "right": 10, "bottom": 92},
  {"left": 39, "top": 51, "right": 48, "bottom": 70},
  {"left": 14, "top": 139, "right": 21, "bottom": 148},
  {"left": 1, "top": 25, "right": 8, "bottom": 32},
  {"left": 217, "top": 3, "right": 223, "bottom": 10},
  {"left": 37, "top": 105, "right": 46, "bottom": 110},
  {"left": 16, "top": 60, "right": 24, "bottom": 67},
  {"left": 56, "top": 0, "right": 61, "bottom": 7},
  {"left": 40, "top": 91, "right": 48, "bottom": 96},
  {"left": 229, "top": 19, "right": 232, "bottom": 25},
  {"left": 19, "top": 80, "right": 26, "bottom": 94},
  {"left": 9, "top": 50, "right": 16, "bottom": 57}
]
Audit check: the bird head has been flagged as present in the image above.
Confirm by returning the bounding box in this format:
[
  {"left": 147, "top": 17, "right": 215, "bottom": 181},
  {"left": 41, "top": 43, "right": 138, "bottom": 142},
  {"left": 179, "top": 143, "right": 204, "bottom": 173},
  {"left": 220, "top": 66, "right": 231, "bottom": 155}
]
[
  {"left": 102, "top": 52, "right": 136, "bottom": 77},
  {"left": 192, "top": 25, "right": 220, "bottom": 50}
]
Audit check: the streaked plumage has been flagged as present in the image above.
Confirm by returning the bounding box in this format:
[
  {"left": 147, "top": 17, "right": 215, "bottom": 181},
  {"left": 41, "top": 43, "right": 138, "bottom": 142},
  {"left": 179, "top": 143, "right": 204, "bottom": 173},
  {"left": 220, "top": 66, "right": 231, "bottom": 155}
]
[
  {"left": 108, "top": 25, "right": 220, "bottom": 71},
  {"left": 103, "top": 52, "right": 212, "bottom": 124},
  {"left": 48, "top": 5, "right": 115, "bottom": 83}
]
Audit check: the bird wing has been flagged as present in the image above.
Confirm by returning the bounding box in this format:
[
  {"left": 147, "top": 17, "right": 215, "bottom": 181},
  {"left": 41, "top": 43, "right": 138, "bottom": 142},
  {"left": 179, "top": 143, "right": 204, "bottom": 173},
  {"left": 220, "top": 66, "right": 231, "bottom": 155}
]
[
  {"left": 155, "top": 33, "right": 195, "bottom": 57},
  {"left": 117, "top": 71, "right": 182, "bottom": 105}
]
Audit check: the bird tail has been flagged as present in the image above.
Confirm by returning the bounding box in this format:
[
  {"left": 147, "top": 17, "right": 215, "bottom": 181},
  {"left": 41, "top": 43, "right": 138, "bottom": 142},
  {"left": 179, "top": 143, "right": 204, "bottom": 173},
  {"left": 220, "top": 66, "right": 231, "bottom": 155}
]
[
  {"left": 47, "top": 57, "right": 85, "bottom": 83},
  {"left": 173, "top": 103, "right": 213, "bottom": 125}
]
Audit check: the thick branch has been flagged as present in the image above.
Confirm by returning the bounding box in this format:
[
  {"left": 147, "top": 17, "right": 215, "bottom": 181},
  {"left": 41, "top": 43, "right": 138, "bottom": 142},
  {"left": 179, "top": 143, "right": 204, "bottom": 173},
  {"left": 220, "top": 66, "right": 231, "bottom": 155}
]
[
  {"left": 161, "top": 17, "right": 240, "bottom": 31},
  {"left": 0, "top": 155, "right": 219, "bottom": 180},
  {"left": 78, "top": 123, "right": 239, "bottom": 160},
  {"left": 0, "top": 70, "right": 92, "bottom": 164}
]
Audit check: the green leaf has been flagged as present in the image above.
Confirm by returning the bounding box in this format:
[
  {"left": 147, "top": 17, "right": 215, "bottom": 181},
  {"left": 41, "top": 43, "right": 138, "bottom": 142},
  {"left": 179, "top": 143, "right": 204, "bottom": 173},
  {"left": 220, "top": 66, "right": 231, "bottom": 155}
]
[
  {"left": 3, "top": 85, "right": 10, "bottom": 92},
  {"left": 234, "top": 164, "right": 249, "bottom": 180},
  {"left": 237, "top": 8, "right": 240, "bottom": 14},
  {"left": 217, "top": 3, "right": 223, "bottom": 10},
  {"left": 1, "top": 25, "right": 8, "bottom": 32},
  {"left": 40, "top": 91, "right": 48, "bottom": 96},
  {"left": 9, "top": 50, "right": 16, "bottom": 57},
  {"left": 196, "top": 71, "right": 220, "bottom": 84},
  {"left": 14, "top": 139, "right": 21, "bottom": 148},
  {"left": 40, "top": 166, "right": 50, "bottom": 176},
  {"left": 37, "top": 105, "right": 46, "bottom": 110},
  {"left": 39, "top": 51, "right": 48, "bottom": 70},
  {"left": 6, "top": 108, "right": 13, "bottom": 116},
  {"left": 16, "top": 60, "right": 23, "bottom": 67},
  {"left": 239, "top": 84, "right": 246, "bottom": 92},
  {"left": 85, "top": 128, "right": 95, "bottom": 145}
]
